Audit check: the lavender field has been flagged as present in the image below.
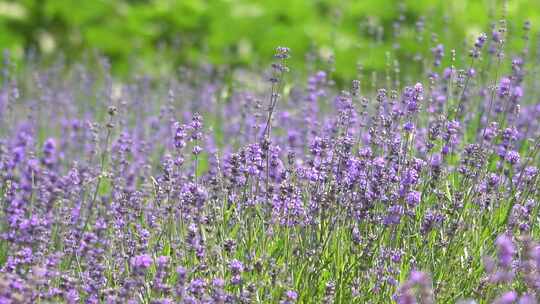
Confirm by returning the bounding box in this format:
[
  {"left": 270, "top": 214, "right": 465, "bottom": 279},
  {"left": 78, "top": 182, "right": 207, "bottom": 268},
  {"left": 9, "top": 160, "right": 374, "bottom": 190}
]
[{"left": 1, "top": 7, "right": 540, "bottom": 304}]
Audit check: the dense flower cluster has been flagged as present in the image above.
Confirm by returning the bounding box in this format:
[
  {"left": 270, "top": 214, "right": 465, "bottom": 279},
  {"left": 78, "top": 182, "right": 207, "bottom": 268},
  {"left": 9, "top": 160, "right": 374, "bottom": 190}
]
[{"left": 0, "top": 16, "right": 539, "bottom": 304}]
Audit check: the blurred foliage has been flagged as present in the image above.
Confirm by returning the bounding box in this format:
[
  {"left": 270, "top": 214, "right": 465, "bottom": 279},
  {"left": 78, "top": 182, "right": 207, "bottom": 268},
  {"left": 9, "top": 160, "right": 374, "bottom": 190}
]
[{"left": 1, "top": 0, "right": 539, "bottom": 80}]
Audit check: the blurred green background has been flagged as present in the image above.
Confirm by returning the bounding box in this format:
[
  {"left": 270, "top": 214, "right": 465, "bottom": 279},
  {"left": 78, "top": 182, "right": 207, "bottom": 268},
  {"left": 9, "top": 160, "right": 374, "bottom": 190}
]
[{"left": 1, "top": 0, "right": 538, "bottom": 80}]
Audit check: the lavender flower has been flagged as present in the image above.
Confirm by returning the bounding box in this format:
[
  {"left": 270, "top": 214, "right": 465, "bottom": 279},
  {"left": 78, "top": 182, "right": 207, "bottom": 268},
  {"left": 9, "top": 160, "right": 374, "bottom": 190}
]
[
  {"left": 131, "top": 254, "right": 153, "bottom": 270},
  {"left": 505, "top": 150, "right": 520, "bottom": 165}
]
